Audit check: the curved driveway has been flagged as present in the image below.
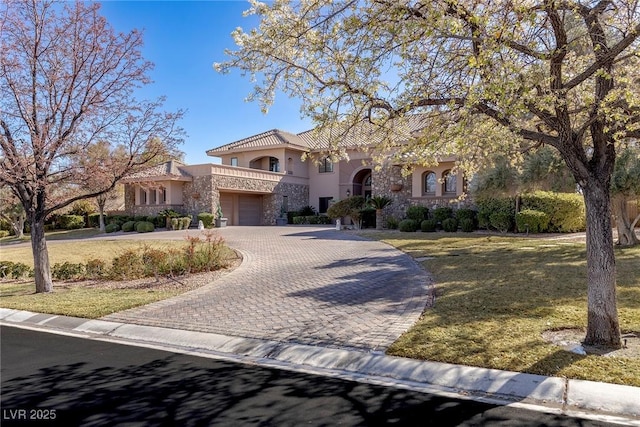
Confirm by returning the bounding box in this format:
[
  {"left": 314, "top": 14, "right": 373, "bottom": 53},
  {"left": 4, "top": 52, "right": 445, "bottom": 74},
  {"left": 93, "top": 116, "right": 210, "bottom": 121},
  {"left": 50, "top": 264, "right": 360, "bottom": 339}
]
[{"left": 102, "top": 226, "right": 433, "bottom": 352}]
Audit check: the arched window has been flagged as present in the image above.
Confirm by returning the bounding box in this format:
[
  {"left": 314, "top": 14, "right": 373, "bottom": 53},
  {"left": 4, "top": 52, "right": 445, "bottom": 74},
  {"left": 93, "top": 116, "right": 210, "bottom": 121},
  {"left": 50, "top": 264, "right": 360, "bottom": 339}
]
[
  {"left": 423, "top": 171, "right": 436, "bottom": 195},
  {"left": 443, "top": 170, "right": 457, "bottom": 194},
  {"left": 269, "top": 157, "right": 280, "bottom": 172}
]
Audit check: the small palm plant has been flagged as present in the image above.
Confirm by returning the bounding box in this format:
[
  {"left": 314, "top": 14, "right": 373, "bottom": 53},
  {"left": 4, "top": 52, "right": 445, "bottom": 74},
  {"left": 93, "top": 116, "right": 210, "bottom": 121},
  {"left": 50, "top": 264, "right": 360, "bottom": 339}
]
[{"left": 368, "top": 195, "right": 393, "bottom": 230}]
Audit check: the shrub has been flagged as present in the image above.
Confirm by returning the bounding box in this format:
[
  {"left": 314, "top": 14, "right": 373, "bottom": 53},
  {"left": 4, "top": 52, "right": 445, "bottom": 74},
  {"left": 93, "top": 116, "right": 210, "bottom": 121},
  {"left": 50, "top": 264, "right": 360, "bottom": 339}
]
[
  {"left": 421, "top": 219, "right": 437, "bottom": 232},
  {"left": 136, "top": 221, "right": 155, "bottom": 233},
  {"left": 433, "top": 207, "right": 454, "bottom": 223},
  {"left": 111, "top": 249, "right": 144, "bottom": 280},
  {"left": 69, "top": 200, "right": 95, "bottom": 216},
  {"left": 456, "top": 208, "right": 476, "bottom": 222},
  {"left": 516, "top": 209, "right": 550, "bottom": 233},
  {"left": 0, "top": 230, "right": 10, "bottom": 238},
  {"left": 520, "top": 191, "right": 586, "bottom": 232},
  {"left": 460, "top": 218, "right": 476, "bottom": 232},
  {"left": 442, "top": 218, "right": 459, "bottom": 232},
  {"left": 406, "top": 205, "right": 428, "bottom": 222},
  {"left": 121, "top": 221, "right": 137, "bottom": 232},
  {"left": 58, "top": 214, "right": 85, "bottom": 230},
  {"left": 52, "top": 262, "right": 85, "bottom": 281},
  {"left": 170, "top": 218, "right": 180, "bottom": 230},
  {"left": 142, "top": 246, "right": 168, "bottom": 278},
  {"left": 105, "top": 223, "right": 120, "bottom": 233},
  {"left": 133, "top": 215, "right": 147, "bottom": 222},
  {"left": 361, "top": 207, "right": 376, "bottom": 228},
  {"left": 88, "top": 213, "right": 102, "bottom": 228},
  {"left": 198, "top": 212, "right": 215, "bottom": 229},
  {"left": 476, "top": 197, "right": 516, "bottom": 229},
  {"left": 0, "top": 261, "right": 32, "bottom": 279},
  {"left": 386, "top": 217, "right": 399, "bottom": 230},
  {"left": 398, "top": 219, "right": 418, "bottom": 232},
  {"left": 298, "top": 205, "right": 317, "bottom": 216},
  {"left": 85, "top": 259, "right": 107, "bottom": 279},
  {"left": 489, "top": 211, "right": 513, "bottom": 233},
  {"left": 180, "top": 216, "right": 192, "bottom": 229}
]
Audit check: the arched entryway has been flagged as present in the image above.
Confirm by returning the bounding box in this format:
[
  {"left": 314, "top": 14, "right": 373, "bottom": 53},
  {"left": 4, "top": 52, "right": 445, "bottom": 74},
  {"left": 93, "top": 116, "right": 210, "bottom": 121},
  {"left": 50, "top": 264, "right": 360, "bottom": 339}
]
[{"left": 351, "top": 168, "right": 372, "bottom": 199}]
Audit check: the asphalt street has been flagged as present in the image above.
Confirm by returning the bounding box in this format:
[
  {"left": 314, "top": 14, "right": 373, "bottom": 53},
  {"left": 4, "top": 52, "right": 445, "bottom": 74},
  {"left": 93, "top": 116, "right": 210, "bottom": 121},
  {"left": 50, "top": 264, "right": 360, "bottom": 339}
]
[{"left": 1, "top": 326, "right": 622, "bottom": 426}]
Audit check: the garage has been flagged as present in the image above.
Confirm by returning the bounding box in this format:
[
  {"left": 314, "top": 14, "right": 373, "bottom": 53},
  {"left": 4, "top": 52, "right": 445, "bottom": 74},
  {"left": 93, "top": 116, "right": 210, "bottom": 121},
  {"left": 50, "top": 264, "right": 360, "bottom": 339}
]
[
  {"left": 218, "top": 192, "right": 264, "bottom": 226},
  {"left": 238, "top": 194, "right": 263, "bottom": 225}
]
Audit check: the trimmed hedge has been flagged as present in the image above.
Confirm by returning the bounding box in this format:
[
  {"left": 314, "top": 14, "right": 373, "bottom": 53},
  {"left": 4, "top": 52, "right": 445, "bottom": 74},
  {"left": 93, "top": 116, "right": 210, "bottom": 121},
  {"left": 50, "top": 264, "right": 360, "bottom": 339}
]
[
  {"left": 121, "top": 221, "right": 137, "bottom": 232},
  {"left": 489, "top": 211, "right": 513, "bottom": 233},
  {"left": 421, "top": 219, "right": 437, "bottom": 232},
  {"left": 58, "top": 214, "right": 85, "bottom": 230},
  {"left": 406, "top": 205, "right": 428, "bottom": 222},
  {"left": 442, "top": 218, "right": 459, "bottom": 232},
  {"left": 516, "top": 209, "right": 550, "bottom": 233},
  {"left": 477, "top": 197, "right": 516, "bottom": 231},
  {"left": 433, "top": 207, "right": 454, "bottom": 223},
  {"left": 292, "top": 215, "right": 333, "bottom": 225},
  {"left": 136, "top": 221, "right": 155, "bottom": 233},
  {"left": 520, "top": 191, "right": 586, "bottom": 232},
  {"left": 399, "top": 219, "right": 419, "bottom": 232},
  {"left": 198, "top": 212, "right": 215, "bottom": 229},
  {"left": 460, "top": 218, "right": 475, "bottom": 232},
  {"left": 105, "top": 223, "right": 120, "bottom": 233}
]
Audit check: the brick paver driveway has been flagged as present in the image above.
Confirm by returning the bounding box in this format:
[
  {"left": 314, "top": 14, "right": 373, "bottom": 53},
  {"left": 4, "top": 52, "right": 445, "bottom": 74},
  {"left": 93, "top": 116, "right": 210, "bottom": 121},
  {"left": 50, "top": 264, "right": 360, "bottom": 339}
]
[{"left": 103, "top": 226, "right": 433, "bottom": 352}]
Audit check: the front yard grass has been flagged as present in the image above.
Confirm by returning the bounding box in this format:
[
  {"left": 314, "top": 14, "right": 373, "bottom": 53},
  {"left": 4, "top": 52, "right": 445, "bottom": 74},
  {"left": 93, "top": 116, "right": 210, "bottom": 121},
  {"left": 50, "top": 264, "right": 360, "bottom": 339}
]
[{"left": 364, "top": 232, "right": 640, "bottom": 387}]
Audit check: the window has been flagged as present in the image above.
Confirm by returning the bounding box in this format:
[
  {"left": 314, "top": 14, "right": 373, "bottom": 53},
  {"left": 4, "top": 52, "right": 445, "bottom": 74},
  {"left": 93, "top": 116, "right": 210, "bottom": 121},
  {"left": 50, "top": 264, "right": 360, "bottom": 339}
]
[
  {"left": 269, "top": 157, "right": 280, "bottom": 172},
  {"left": 443, "top": 170, "right": 457, "bottom": 194},
  {"left": 149, "top": 189, "right": 157, "bottom": 205},
  {"left": 319, "top": 197, "right": 333, "bottom": 214},
  {"left": 139, "top": 188, "right": 147, "bottom": 205},
  {"left": 318, "top": 157, "right": 333, "bottom": 173},
  {"left": 231, "top": 157, "right": 238, "bottom": 167},
  {"left": 159, "top": 187, "right": 166, "bottom": 204},
  {"left": 424, "top": 171, "right": 436, "bottom": 195}
]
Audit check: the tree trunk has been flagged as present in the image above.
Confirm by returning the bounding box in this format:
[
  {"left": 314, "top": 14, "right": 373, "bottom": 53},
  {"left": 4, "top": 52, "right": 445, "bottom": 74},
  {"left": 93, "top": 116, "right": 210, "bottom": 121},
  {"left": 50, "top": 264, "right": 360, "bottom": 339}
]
[
  {"left": 612, "top": 195, "right": 640, "bottom": 246},
  {"left": 99, "top": 208, "right": 106, "bottom": 232},
  {"left": 30, "top": 217, "right": 53, "bottom": 293},
  {"left": 582, "top": 183, "right": 621, "bottom": 348},
  {"left": 376, "top": 209, "right": 383, "bottom": 230},
  {"left": 11, "top": 214, "right": 25, "bottom": 239}
]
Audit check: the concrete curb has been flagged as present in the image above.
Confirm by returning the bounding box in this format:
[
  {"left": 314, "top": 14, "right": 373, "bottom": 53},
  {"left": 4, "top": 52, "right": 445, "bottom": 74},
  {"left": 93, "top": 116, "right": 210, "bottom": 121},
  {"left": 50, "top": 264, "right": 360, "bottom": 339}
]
[{"left": 1, "top": 309, "right": 638, "bottom": 424}]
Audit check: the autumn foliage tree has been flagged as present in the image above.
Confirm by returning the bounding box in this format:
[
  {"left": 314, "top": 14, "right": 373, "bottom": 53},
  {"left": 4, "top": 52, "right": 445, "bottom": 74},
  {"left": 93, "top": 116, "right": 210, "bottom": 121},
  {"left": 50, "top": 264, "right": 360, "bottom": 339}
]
[
  {"left": 0, "top": 1, "right": 184, "bottom": 293},
  {"left": 217, "top": 0, "right": 640, "bottom": 347}
]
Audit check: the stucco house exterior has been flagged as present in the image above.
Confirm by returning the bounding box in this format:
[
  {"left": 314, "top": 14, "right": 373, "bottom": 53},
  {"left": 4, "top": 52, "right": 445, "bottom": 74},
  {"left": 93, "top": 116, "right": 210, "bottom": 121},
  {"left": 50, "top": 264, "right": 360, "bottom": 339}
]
[{"left": 122, "top": 120, "right": 467, "bottom": 226}]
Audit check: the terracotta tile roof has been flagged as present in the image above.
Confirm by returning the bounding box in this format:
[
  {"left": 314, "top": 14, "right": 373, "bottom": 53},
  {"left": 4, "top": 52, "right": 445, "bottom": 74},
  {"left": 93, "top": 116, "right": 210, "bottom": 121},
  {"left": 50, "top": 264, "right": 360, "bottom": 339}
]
[
  {"left": 123, "top": 160, "right": 192, "bottom": 182},
  {"left": 206, "top": 129, "right": 312, "bottom": 155},
  {"left": 207, "top": 114, "right": 432, "bottom": 155}
]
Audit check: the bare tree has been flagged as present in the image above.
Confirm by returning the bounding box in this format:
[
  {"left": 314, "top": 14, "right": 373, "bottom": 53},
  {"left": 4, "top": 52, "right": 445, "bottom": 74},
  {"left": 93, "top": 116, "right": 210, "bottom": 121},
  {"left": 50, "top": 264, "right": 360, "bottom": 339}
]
[
  {"left": 0, "top": 0, "right": 184, "bottom": 293},
  {"left": 217, "top": 0, "right": 640, "bottom": 347}
]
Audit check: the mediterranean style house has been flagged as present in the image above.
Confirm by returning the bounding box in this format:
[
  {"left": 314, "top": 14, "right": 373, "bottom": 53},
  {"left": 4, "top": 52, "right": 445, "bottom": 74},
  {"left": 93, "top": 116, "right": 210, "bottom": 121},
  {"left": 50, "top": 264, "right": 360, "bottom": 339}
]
[{"left": 122, "top": 119, "right": 467, "bottom": 226}]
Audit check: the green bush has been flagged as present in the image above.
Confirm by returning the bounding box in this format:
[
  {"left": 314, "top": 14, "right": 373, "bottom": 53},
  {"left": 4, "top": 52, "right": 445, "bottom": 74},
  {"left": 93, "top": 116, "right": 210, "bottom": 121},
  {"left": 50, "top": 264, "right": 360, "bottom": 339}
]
[
  {"left": 406, "top": 205, "right": 428, "bottom": 222},
  {"left": 516, "top": 209, "right": 550, "bottom": 233},
  {"left": 52, "top": 262, "right": 85, "bottom": 281},
  {"left": 460, "top": 218, "right": 476, "bottom": 232},
  {"left": 58, "top": 214, "right": 85, "bottom": 230},
  {"left": 88, "top": 213, "right": 102, "bottom": 228},
  {"left": 298, "top": 205, "right": 317, "bottom": 216},
  {"left": 0, "top": 230, "right": 10, "bottom": 238},
  {"left": 121, "top": 221, "right": 137, "bottom": 232},
  {"left": 489, "top": 211, "right": 513, "bottom": 233},
  {"left": 520, "top": 191, "right": 586, "bottom": 232},
  {"left": 170, "top": 218, "right": 179, "bottom": 230},
  {"left": 198, "top": 212, "right": 215, "bottom": 228},
  {"left": 399, "top": 219, "right": 418, "bottom": 232},
  {"left": 456, "top": 208, "right": 476, "bottom": 222},
  {"left": 386, "top": 217, "right": 399, "bottom": 230},
  {"left": 421, "top": 219, "right": 437, "bottom": 232},
  {"left": 476, "top": 197, "right": 516, "bottom": 229},
  {"left": 136, "top": 221, "right": 155, "bottom": 233},
  {"left": 69, "top": 200, "right": 95, "bottom": 216},
  {"left": 133, "top": 215, "right": 147, "bottom": 222},
  {"left": 181, "top": 216, "right": 192, "bottom": 229},
  {"left": 433, "top": 207, "right": 454, "bottom": 223},
  {"left": 442, "top": 218, "right": 459, "bottom": 232},
  {"left": 105, "top": 223, "right": 120, "bottom": 233},
  {"left": 0, "top": 261, "right": 32, "bottom": 279}
]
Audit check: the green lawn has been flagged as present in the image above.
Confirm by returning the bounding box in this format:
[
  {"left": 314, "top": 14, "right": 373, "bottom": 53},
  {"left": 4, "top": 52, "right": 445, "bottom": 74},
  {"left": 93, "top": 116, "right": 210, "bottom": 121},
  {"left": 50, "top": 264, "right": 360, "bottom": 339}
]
[{"left": 362, "top": 232, "right": 640, "bottom": 387}]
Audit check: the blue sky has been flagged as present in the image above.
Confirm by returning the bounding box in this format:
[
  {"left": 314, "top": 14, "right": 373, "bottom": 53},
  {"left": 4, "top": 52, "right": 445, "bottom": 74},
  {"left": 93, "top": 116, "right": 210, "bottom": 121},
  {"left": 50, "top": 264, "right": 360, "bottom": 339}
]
[{"left": 99, "top": 1, "right": 313, "bottom": 165}]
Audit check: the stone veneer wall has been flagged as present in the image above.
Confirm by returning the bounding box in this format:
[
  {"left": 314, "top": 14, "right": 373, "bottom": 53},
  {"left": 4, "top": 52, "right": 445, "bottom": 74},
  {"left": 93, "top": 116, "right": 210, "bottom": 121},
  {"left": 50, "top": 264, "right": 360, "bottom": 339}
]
[
  {"left": 182, "top": 176, "right": 215, "bottom": 217},
  {"left": 372, "top": 165, "right": 412, "bottom": 224}
]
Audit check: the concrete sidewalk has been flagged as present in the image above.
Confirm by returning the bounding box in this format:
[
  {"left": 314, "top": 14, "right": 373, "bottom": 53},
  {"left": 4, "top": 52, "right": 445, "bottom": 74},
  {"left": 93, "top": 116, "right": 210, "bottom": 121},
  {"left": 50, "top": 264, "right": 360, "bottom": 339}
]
[{"left": 2, "top": 309, "right": 638, "bottom": 426}]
